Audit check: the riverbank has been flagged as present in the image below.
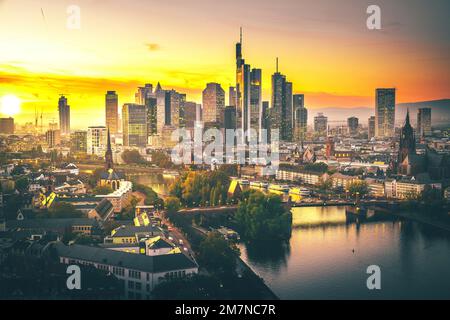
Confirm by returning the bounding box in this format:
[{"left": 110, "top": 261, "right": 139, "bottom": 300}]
[
  {"left": 190, "top": 225, "right": 279, "bottom": 299},
  {"left": 235, "top": 255, "right": 279, "bottom": 300},
  {"left": 392, "top": 210, "right": 450, "bottom": 233}
]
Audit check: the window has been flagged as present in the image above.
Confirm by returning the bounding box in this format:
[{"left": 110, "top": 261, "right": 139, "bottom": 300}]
[
  {"left": 129, "top": 270, "right": 141, "bottom": 279},
  {"left": 135, "top": 282, "right": 142, "bottom": 290},
  {"left": 128, "top": 281, "right": 134, "bottom": 289},
  {"left": 112, "top": 267, "right": 124, "bottom": 277}
]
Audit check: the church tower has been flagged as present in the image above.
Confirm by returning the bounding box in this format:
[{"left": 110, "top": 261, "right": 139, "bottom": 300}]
[
  {"left": 397, "top": 110, "right": 416, "bottom": 172},
  {"left": 105, "top": 128, "right": 114, "bottom": 170}
]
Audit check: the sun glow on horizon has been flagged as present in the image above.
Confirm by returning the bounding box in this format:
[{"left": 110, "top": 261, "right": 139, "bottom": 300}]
[{"left": 0, "top": 94, "right": 22, "bottom": 117}]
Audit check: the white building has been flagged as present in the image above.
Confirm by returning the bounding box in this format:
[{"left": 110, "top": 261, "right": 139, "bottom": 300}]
[
  {"left": 276, "top": 168, "right": 326, "bottom": 185},
  {"left": 385, "top": 178, "right": 442, "bottom": 199},
  {"left": 87, "top": 126, "right": 107, "bottom": 157},
  {"left": 365, "top": 178, "right": 385, "bottom": 198},
  {"left": 55, "top": 243, "right": 198, "bottom": 300}
]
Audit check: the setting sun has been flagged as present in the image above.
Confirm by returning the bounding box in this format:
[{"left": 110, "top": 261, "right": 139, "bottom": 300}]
[{"left": 0, "top": 94, "right": 21, "bottom": 116}]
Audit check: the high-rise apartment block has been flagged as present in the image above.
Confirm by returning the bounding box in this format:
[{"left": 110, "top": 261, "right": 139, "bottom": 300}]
[
  {"left": 368, "top": 116, "right": 376, "bottom": 140},
  {"left": 58, "top": 95, "right": 70, "bottom": 135},
  {"left": 375, "top": 88, "right": 396, "bottom": 138},
  {"left": 293, "top": 94, "right": 307, "bottom": 143},
  {"left": 70, "top": 130, "right": 87, "bottom": 154},
  {"left": 87, "top": 126, "right": 107, "bottom": 156},
  {"left": 417, "top": 108, "right": 431, "bottom": 137},
  {"left": 46, "top": 129, "right": 61, "bottom": 148},
  {"left": 105, "top": 91, "right": 119, "bottom": 134},
  {"left": 249, "top": 68, "right": 262, "bottom": 134},
  {"left": 202, "top": 82, "right": 225, "bottom": 128},
  {"left": 314, "top": 113, "right": 328, "bottom": 134},
  {"left": 347, "top": 117, "right": 359, "bottom": 135},
  {"left": 271, "top": 60, "right": 293, "bottom": 141},
  {"left": 122, "top": 104, "right": 147, "bottom": 147}
]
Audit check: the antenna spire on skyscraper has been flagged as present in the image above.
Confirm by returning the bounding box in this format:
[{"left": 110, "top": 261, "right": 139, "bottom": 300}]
[
  {"left": 240, "top": 26, "right": 242, "bottom": 44},
  {"left": 276, "top": 57, "right": 279, "bottom": 73}
]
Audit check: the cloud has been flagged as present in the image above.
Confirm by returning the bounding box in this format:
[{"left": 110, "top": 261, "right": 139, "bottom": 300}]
[{"left": 145, "top": 43, "right": 160, "bottom": 51}]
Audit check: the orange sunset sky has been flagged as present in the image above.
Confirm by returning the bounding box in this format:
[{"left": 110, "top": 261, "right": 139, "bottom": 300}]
[{"left": 0, "top": 0, "right": 449, "bottom": 128}]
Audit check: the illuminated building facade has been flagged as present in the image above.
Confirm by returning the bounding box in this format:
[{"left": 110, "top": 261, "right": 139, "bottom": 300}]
[
  {"left": 202, "top": 82, "right": 225, "bottom": 128},
  {"left": 58, "top": 95, "right": 70, "bottom": 136},
  {"left": 122, "top": 103, "right": 147, "bottom": 147},
  {"left": 375, "top": 88, "right": 396, "bottom": 138},
  {"left": 105, "top": 91, "right": 119, "bottom": 134}
]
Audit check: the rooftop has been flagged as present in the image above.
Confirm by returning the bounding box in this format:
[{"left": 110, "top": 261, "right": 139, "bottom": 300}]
[
  {"left": 111, "top": 225, "right": 163, "bottom": 238},
  {"left": 54, "top": 243, "right": 197, "bottom": 273}
]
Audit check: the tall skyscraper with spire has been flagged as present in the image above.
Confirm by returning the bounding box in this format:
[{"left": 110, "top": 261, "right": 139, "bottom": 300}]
[
  {"left": 271, "top": 58, "right": 293, "bottom": 141},
  {"left": 236, "top": 27, "right": 251, "bottom": 142}
]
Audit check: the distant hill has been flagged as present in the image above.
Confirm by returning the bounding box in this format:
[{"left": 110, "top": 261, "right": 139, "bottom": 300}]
[
  {"left": 308, "top": 107, "right": 372, "bottom": 124},
  {"left": 310, "top": 99, "right": 450, "bottom": 128},
  {"left": 397, "top": 99, "right": 450, "bottom": 128}
]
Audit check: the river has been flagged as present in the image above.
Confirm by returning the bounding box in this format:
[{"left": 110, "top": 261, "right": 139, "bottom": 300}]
[
  {"left": 130, "top": 173, "right": 176, "bottom": 198},
  {"left": 238, "top": 206, "right": 450, "bottom": 299}
]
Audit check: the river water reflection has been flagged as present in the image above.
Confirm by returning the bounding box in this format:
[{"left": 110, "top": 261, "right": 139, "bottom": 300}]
[{"left": 238, "top": 206, "right": 450, "bottom": 299}]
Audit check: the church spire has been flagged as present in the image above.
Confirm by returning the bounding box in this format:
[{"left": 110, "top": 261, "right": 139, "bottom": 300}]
[
  {"left": 405, "top": 108, "right": 410, "bottom": 126},
  {"left": 105, "top": 128, "right": 113, "bottom": 170},
  {"left": 107, "top": 127, "right": 111, "bottom": 151}
]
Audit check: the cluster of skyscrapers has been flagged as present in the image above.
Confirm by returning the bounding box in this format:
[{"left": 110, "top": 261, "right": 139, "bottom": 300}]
[
  {"left": 232, "top": 29, "right": 307, "bottom": 143},
  {"left": 100, "top": 29, "right": 309, "bottom": 148},
  {"left": 45, "top": 30, "right": 435, "bottom": 153}
]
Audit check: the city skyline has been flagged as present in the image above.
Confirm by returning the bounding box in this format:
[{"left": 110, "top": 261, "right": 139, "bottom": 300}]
[{"left": 0, "top": 0, "right": 449, "bottom": 129}]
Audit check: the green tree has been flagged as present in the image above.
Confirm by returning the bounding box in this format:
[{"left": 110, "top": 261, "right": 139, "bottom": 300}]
[
  {"left": 198, "top": 232, "right": 239, "bottom": 275},
  {"left": 134, "top": 184, "right": 164, "bottom": 207},
  {"left": 165, "top": 196, "right": 181, "bottom": 215},
  {"left": 168, "top": 176, "right": 184, "bottom": 199},
  {"left": 304, "top": 162, "right": 328, "bottom": 173},
  {"left": 150, "top": 151, "right": 174, "bottom": 168},
  {"left": 88, "top": 168, "right": 105, "bottom": 188},
  {"left": 418, "top": 185, "right": 445, "bottom": 213},
  {"left": 153, "top": 275, "right": 225, "bottom": 300},
  {"left": 235, "top": 190, "right": 292, "bottom": 241},
  {"left": 217, "top": 164, "right": 238, "bottom": 177},
  {"left": 11, "top": 166, "right": 25, "bottom": 176},
  {"left": 92, "top": 185, "right": 113, "bottom": 195},
  {"left": 347, "top": 180, "right": 369, "bottom": 199},
  {"left": 121, "top": 150, "right": 146, "bottom": 164},
  {"left": 48, "top": 202, "right": 83, "bottom": 218},
  {"left": 14, "top": 176, "right": 29, "bottom": 193},
  {"left": 316, "top": 178, "right": 333, "bottom": 197},
  {"left": 168, "top": 170, "right": 231, "bottom": 207}
]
